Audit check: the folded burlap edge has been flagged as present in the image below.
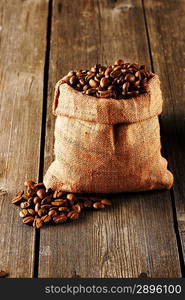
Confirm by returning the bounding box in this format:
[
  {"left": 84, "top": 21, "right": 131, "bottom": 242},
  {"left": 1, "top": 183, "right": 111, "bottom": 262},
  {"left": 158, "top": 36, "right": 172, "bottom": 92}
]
[{"left": 52, "top": 74, "right": 163, "bottom": 124}]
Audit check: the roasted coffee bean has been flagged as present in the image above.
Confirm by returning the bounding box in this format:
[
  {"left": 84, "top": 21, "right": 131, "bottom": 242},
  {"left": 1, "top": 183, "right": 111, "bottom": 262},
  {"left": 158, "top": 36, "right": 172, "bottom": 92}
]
[
  {"left": 101, "top": 199, "right": 112, "bottom": 206},
  {"left": 97, "top": 90, "right": 112, "bottom": 98},
  {"left": 125, "top": 73, "right": 135, "bottom": 82},
  {"left": 74, "top": 203, "right": 83, "bottom": 213},
  {"left": 38, "top": 208, "right": 48, "bottom": 217},
  {"left": 19, "top": 209, "right": 28, "bottom": 218},
  {"left": 127, "top": 91, "right": 139, "bottom": 97},
  {"left": 53, "top": 214, "right": 67, "bottom": 224},
  {"left": 35, "top": 202, "right": 40, "bottom": 213},
  {"left": 28, "top": 208, "right": 35, "bottom": 216},
  {"left": 33, "top": 196, "right": 40, "bottom": 205},
  {"left": 89, "top": 79, "right": 98, "bottom": 88},
  {"left": 33, "top": 217, "right": 43, "bottom": 229},
  {"left": 58, "top": 206, "right": 70, "bottom": 212},
  {"left": 41, "top": 195, "right": 52, "bottom": 204},
  {"left": 51, "top": 201, "right": 65, "bottom": 206},
  {"left": 100, "top": 77, "right": 110, "bottom": 88},
  {"left": 41, "top": 204, "right": 52, "bottom": 209},
  {"left": 84, "top": 200, "right": 92, "bottom": 208},
  {"left": 20, "top": 201, "right": 30, "bottom": 209},
  {"left": 93, "top": 202, "right": 105, "bottom": 209},
  {"left": 11, "top": 194, "right": 24, "bottom": 205},
  {"left": 48, "top": 209, "right": 58, "bottom": 217},
  {"left": 67, "top": 211, "right": 79, "bottom": 220},
  {"left": 36, "top": 188, "right": 46, "bottom": 199},
  {"left": 85, "top": 88, "right": 97, "bottom": 95},
  {"left": 23, "top": 216, "right": 34, "bottom": 224},
  {"left": 110, "top": 69, "right": 122, "bottom": 78},
  {"left": 41, "top": 215, "right": 52, "bottom": 223},
  {"left": 114, "top": 59, "right": 124, "bottom": 65},
  {"left": 53, "top": 191, "right": 63, "bottom": 199},
  {"left": 66, "top": 193, "right": 77, "bottom": 201},
  {"left": 24, "top": 180, "right": 35, "bottom": 187}
]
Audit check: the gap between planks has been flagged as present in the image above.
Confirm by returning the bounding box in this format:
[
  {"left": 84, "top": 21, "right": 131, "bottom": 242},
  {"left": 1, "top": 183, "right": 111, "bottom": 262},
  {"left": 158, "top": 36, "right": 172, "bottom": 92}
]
[{"left": 33, "top": 0, "right": 53, "bottom": 278}]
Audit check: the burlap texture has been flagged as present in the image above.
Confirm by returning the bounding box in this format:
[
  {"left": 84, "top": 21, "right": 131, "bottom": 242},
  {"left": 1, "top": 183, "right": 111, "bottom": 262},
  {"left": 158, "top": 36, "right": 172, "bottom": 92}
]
[{"left": 44, "top": 75, "right": 173, "bottom": 193}]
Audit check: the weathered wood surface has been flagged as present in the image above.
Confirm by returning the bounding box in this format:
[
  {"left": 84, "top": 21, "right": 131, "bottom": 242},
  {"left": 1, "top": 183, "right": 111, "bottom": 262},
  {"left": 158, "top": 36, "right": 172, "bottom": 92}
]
[
  {"left": 0, "top": 0, "right": 48, "bottom": 277},
  {"left": 38, "top": 0, "right": 181, "bottom": 277},
  {"left": 143, "top": 0, "right": 185, "bottom": 267}
]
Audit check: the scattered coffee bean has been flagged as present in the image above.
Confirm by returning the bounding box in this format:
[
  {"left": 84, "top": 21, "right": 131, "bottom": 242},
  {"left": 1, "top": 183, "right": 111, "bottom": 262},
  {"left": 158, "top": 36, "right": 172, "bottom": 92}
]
[{"left": 11, "top": 181, "right": 112, "bottom": 228}]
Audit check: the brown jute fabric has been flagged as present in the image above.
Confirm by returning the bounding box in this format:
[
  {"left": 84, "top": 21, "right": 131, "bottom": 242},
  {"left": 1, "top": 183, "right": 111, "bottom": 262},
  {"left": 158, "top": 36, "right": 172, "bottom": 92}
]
[{"left": 44, "top": 75, "right": 173, "bottom": 193}]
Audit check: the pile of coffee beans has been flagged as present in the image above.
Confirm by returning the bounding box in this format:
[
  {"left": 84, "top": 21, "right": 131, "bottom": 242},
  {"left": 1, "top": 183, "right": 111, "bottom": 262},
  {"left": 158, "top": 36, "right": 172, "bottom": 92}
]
[
  {"left": 12, "top": 180, "right": 112, "bottom": 229},
  {"left": 61, "top": 59, "right": 153, "bottom": 99}
]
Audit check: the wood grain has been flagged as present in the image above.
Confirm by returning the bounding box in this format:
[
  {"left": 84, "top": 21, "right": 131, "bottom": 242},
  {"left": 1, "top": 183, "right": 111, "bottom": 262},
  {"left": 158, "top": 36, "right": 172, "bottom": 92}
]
[
  {"left": 39, "top": 0, "right": 181, "bottom": 277},
  {"left": 143, "top": 0, "right": 185, "bottom": 267},
  {"left": 0, "top": 0, "right": 48, "bottom": 277}
]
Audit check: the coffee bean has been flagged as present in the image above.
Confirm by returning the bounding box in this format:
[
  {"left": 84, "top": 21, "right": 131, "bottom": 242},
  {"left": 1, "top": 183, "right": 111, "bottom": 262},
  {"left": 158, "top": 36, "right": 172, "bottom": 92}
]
[
  {"left": 24, "top": 180, "right": 35, "bottom": 187},
  {"left": 89, "top": 79, "right": 98, "bottom": 88},
  {"left": 12, "top": 194, "right": 24, "bottom": 205},
  {"left": 35, "top": 202, "right": 40, "bottom": 213},
  {"left": 97, "top": 90, "right": 112, "bottom": 98},
  {"left": 53, "top": 214, "right": 67, "bottom": 224},
  {"left": 125, "top": 73, "right": 135, "bottom": 82},
  {"left": 28, "top": 208, "right": 35, "bottom": 216},
  {"left": 100, "top": 77, "right": 110, "bottom": 88},
  {"left": 93, "top": 202, "right": 105, "bottom": 209},
  {"left": 33, "top": 217, "right": 43, "bottom": 229},
  {"left": 85, "top": 88, "right": 97, "bottom": 95},
  {"left": 41, "top": 195, "right": 52, "bottom": 204},
  {"left": 48, "top": 209, "right": 58, "bottom": 217},
  {"left": 33, "top": 196, "right": 40, "bottom": 205},
  {"left": 41, "top": 215, "right": 52, "bottom": 223},
  {"left": 66, "top": 193, "right": 77, "bottom": 201},
  {"left": 67, "top": 211, "right": 79, "bottom": 220},
  {"left": 19, "top": 209, "right": 28, "bottom": 218},
  {"left": 114, "top": 59, "right": 124, "bottom": 65},
  {"left": 23, "top": 216, "right": 34, "bottom": 224},
  {"left": 20, "top": 201, "right": 30, "bottom": 209},
  {"left": 36, "top": 188, "right": 46, "bottom": 199},
  {"left": 84, "top": 200, "right": 92, "bottom": 208},
  {"left": 101, "top": 199, "right": 112, "bottom": 206}
]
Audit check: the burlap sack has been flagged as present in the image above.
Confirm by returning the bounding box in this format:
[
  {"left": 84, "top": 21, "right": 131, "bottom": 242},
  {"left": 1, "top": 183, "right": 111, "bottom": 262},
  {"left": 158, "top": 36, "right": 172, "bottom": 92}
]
[{"left": 44, "top": 75, "right": 173, "bottom": 193}]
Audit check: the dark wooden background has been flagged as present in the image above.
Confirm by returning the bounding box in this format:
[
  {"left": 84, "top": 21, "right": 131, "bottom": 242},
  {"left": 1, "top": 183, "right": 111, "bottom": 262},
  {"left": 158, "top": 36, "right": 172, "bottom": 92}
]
[{"left": 0, "top": 0, "right": 185, "bottom": 278}]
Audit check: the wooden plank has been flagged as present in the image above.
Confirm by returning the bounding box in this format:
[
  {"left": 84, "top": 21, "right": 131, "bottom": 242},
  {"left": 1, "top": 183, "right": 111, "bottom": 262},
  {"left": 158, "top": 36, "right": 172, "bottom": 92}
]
[
  {"left": 0, "top": 0, "right": 48, "bottom": 277},
  {"left": 143, "top": 0, "right": 185, "bottom": 266},
  {"left": 39, "top": 0, "right": 181, "bottom": 277}
]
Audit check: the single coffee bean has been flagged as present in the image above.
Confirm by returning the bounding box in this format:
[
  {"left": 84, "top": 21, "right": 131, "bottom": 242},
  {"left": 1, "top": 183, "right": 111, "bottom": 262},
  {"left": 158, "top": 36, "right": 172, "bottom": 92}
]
[
  {"left": 125, "top": 73, "right": 135, "bottom": 82},
  {"left": 53, "top": 214, "right": 67, "bottom": 224},
  {"left": 33, "top": 196, "right": 40, "bottom": 205},
  {"left": 12, "top": 194, "right": 24, "bottom": 205},
  {"left": 41, "top": 195, "right": 52, "bottom": 204},
  {"left": 100, "top": 77, "right": 110, "bottom": 88},
  {"left": 67, "top": 211, "right": 79, "bottom": 220},
  {"left": 23, "top": 216, "right": 34, "bottom": 224},
  {"left": 19, "top": 209, "right": 28, "bottom": 218},
  {"left": 36, "top": 188, "right": 46, "bottom": 199},
  {"left": 66, "top": 194, "right": 77, "bottom": 201},
  {"left": 114, "top": 59, "right": 124, "bottom": 65},
  {"left": 85, "top": 88, "right": 97, "bottom": 95},
  {"left": 97, "top": 90, "right": 112, "bottom": 98},
  {"left": 41, "top": 215, "right": 52, "bottom": 223},
  {"left": 101, "top": 199, "right": 112, "bottom": 206},
  {"left": 20, "top": 201, "right": 30, "bottom": 209},
  {"left": 28, "top": 208, "right": 35, "bottom": 216},
  {"left": 93, "top": 202, "right": 105, "bottom": 209},
  {"left": 69, "top": 75, "right": 77, "bottom": 86},
  {"left": 35, "top": 202, "right": 40, "bottom": 213},
  {"left": 58, "top": 207, "right": 70, "bottom": 212},
  {"left": 89, "top": 79, "right": 98, "bottom": 88},
  {"left": 24, "top": 180, "right": 35, "bottom": 187},
  {"left": 48, "top": 209, "right": 58, "bottom": 217}
]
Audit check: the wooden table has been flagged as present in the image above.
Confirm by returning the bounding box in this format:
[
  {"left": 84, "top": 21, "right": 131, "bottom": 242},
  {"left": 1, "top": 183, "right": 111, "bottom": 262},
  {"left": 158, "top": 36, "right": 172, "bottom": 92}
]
[{"left": 0, "top": 0, "right": 185, "bottom": 278}]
